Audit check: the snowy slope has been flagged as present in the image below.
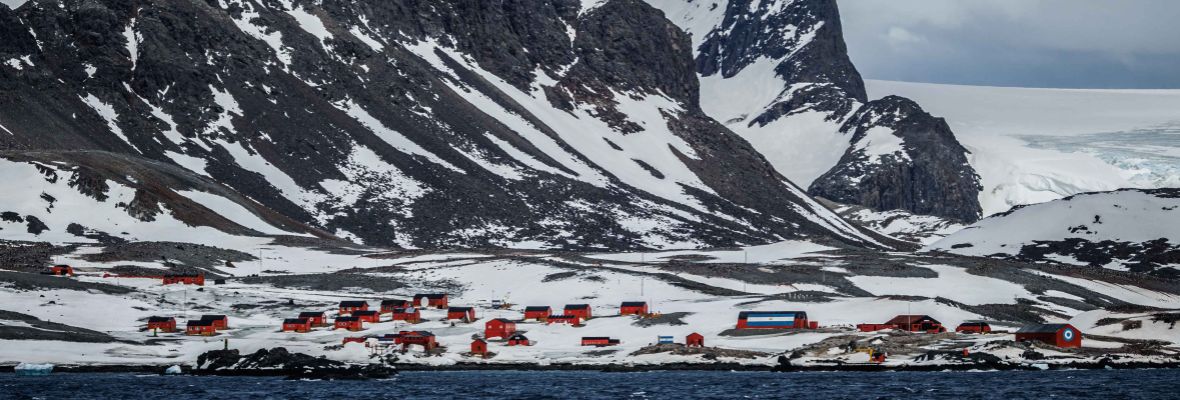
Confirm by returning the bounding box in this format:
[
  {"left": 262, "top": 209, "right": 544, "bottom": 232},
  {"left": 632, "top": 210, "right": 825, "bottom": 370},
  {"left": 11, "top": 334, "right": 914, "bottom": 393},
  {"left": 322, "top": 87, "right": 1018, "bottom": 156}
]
[
  {"left": 867, "top": 80, "right": 1180, "bottom": 216},
  {"left": 928, "top": 189, "right": 1180, "bottom": 276}
]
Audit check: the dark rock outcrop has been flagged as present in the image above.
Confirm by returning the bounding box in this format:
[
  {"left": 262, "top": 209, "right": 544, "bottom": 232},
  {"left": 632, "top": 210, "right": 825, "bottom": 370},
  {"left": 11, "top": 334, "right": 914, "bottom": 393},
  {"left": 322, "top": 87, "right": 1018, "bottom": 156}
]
[
  {"left": 809, "top": 96, "right": 983, "bottom": 222},
  {"left": 195, "top": 347, "right": 394, "bottom": 380}
]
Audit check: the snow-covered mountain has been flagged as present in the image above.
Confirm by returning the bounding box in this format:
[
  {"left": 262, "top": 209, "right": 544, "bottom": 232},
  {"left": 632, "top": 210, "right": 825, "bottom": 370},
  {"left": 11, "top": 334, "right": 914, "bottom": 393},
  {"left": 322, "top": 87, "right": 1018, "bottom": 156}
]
[
  {"left": 649, "top": 0, "right": 982, "bottom": 222},
  {"left": 0, "top": 0, "right": 914, "bottom": 250},
  {"left": 867, "top": 80, "right": 1180, "bottom": 217},
  {"left": 928, "top": 189, "right": 1180, "bottom": 278}
]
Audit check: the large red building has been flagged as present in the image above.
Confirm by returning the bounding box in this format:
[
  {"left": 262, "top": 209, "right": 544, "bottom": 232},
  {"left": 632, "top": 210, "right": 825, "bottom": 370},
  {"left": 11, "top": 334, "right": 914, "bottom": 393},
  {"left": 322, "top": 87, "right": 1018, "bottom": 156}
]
[
  {"left": 334, "top": 316, "right": 364, "bottom": 331},
  {"left": 200, "top": 315, "right": 228, "bottom": 330},
  {"left": 146, "top": 316, "right": 176, "bottom": 332},
  {"left": 299, "top": 311, "right": 327, "bottom": 327},
  {"left": 619, "top": 301, "right": 648, "bottom": 316},
  {"left": 338, "top": 301, "right": 369, "bottom": 315},
  {"left": 380, "top": 299, "right": 412, "bottom": 314},
  {"left": 858, "top": 315, "right": 945, "bottom": 333},
  {"left": 563, "top": 304, "right": 592, "bottom": 320},
  {"left": 282, "top": 318, "right": 312, "bottom": 332},
  {"left": 353, "top": 310, "right": 381, "bottom": 323},
  {"left": 397, "top": 331, "right": 437, "bottom": 350},
  {"left": 485, "top": 318, "right": 516, "bottom": 339},
  {"left": 447, "top": 307, "right": 477, "bottom": 322},
  {"left": 186, "top": 320, "right": 217, "bottom": 336},
  {"left": 414, "top": 294, "right": 449, "bottom": 309},
  {"left": 1016, "top": 324, "right": 1082, "bottom": 348},
  {"left": 523, "top": 306, "right": 551, "bottom": 321}
]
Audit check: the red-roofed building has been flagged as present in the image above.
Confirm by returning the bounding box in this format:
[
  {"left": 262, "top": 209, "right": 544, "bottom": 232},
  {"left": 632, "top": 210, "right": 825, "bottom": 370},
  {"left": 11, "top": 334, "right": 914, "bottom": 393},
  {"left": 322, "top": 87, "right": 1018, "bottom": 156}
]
[
  {"left": 299, "top": 312, "right": 327, "bottom": 327},
  {"left": 506, "top": 333, "right": 532, "bottom": 346},
  {"left": 200, "top": 315, "right": 228, "bottom": 330},
  {"left": 523, "top": 306, "right": 551, "bottom": 321},
  {"left": 413, "top": 294, "right": 448, "bottom": 309},
  {"left": 186, "top": 320, "right": 216, "bottom": 336},
  {"left": 619, "top": 301, "right": 648, "bottom": 316},
  {"left": 471, "top": 339, "right": 488, "bottom": 357},
  {"left": 563, "top": 304, "right": 592, "bottom": 320},
  {"left": 380, "top": 299, "right": 413, "bottom": 314},
  {"left": 686, "top": 332, "right": 704, "bottom": 347},
  {"left": 282, "top": 318, "right": 312, "bottom": 333},
  {"left": 334, "top": 316, "right": 363, "bottom": 331},
  {"left": 397, "top": 330, "right": 437, "bottom": 350},
  {"left": 1016, "top": 324, "right": 1082, "bottom": 348},
  {"left": 146, "top": 316, "right": 176, "bottom": 332},
  {"left": 485, "top": 318, "right": 516, "bottom": 339},
  {"left": 338, "top": 301, "right": 369, "bottom": 315},
  {"left": 353, "top": 310, "right": 381, "bottom": 323}
]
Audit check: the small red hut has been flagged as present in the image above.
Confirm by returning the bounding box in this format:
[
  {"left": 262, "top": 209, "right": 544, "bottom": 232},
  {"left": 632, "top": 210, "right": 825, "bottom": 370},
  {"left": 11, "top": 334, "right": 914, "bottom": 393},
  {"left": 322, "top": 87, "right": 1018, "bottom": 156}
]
[
  {"left": 686, "top": 332, "right": 705, "bottom": 347},
  {"left": 581, "top": 337, "right": 619, "bottom": 347},
  {"left": 619, "top": 301, "right": 648, "bottom": 316},
  {"left": 563, "top": 304, "right": 592, "bottom": 320},
  {"left": 186, "top": 320, "right": 216, "bottom": 336},
  {"left": 163, "top": 274, "right": 205, "bottom": 286},
  {"left": 1016, "top": 324, "right": 1082, "bottom": 348},
  {"left": 546, "top": 314, "right": 581, "bottom": 325},
  {"left": 353, "top": 310, "right": 381, "bottom": 323},
  {"left": 146, "top": 316, "right": 177, "bottom": 332},
  {"left": 397, "top": 330, "right": 437, "bottom": 350},
  {"left": 334, "top": 316, "right": 364, "bottom": 331},
  {"left": 447, "top": 307, "right": 477, "bottom": 322},
  {"left": 506, "top": 333, "right": 532, "bottom": 346},
  {"left": 342, "top": 336, "right": 367, "bottom": 345},
  {"left": 413, "top": 293, "right": 449, "bottom": 309},
  {"left": 391, "top": 307, "right": 421, "bottom": 323},
  {"left": 338, "top": 301, "right": 369, "bottom": 315},
  {"left": 299, "top": 311, "right": 328, "bottom": 327},
  {"left": 282, "top": 318, "right": 312, "bottom": 333},
  {"left": 200, "top": 315, "right": 228, "bottom": 330},
  {"left": 49, "top": 265, "right": 75, "bottom": 276},
  {"left": 471, "top": 338, "right": 488, "bottom": 357},
  {"left": 485, "top": 318, "right": 517, "bottom": 339},
  {"left": 955, "top": 322, "right": 992, "bottom": 334},
  {"left": 380, "top": 299, "right": 412, "bottom": 314},
  {"left": 523, "top": 306, "right": 551, "bottom": 321}
]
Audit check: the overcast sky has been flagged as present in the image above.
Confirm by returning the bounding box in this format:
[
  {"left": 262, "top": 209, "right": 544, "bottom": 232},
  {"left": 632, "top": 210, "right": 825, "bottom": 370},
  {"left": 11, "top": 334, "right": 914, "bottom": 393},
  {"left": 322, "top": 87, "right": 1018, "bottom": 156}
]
[{"left": 840, "top": 0, "right": 1180, "bottom": 89}]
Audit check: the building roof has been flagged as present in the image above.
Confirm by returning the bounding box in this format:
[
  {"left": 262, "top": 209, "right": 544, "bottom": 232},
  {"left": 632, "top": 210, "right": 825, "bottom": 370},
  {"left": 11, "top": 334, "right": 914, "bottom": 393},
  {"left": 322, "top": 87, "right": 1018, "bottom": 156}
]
[
  {"left": 687, "top": 332, "right": 703, "bottom": 338},
  {"left": 621, "top": 301, "right": 647, "bottom": 307},
  {"left": 472, "top": 338, "right": 486, "bottom": 343},
  {"left": 381, "top": 299, "right": 411, "bottom": 306},
  {"left": 339, "top": 301, "right": 368, "bottom": 307},
  {"left": 508, "top": 333, "right": 529, "bottom": 340},
  {"left": 448, "top": 306, "right": 474, "bottom": 312},
  {"left": 1017, "top": 324, "right": 1072, "bottom": 333},
  {"left": 187, "top": 319, "right": 215, "bottom": 327},
  {"left": 415, "top": 293, "right": 447, "bottom": 299},
  {"left": 393, "top": 307, "right": 418, "bottom": 313},
  {"left": 299, "top": 311, "right": 325, "bottom": 318},
  {"left": 564, "top": 304, "right": 590, "bottom": 309},
  {"left": 548, "top": 314, "right": 578, "bottom": 319},
  {"left": 400, "top": 330, "right": 435, "bottom": 337},
  {"left": 582, "top": 337, "right": 612, "bottom": 340},
  {"left": 737, "top": 311, "right": 806, "bottom": 318},
  {"left": 335, "top": 316, "right": 360, "bottom": 322},
  {"left": 353, "top": 310, "right": 380, "bottom": 316},
  {"left": 524, "top": 306, "right": 551, "bottom": 312},
  {"left": 488, "top": 318, "right": 514, "bottom": 323},
  {"left": 885, "top": 315, "right": 940, "bottom": 325},
  {"left": 283, "top": 318, "right": 310, "bottom": 324},
  {"left": 147, "top": 316, "right": 174, "bottom": 323},
  {"left": 199, "top": 315, "right": 227, "bottom": 321}
]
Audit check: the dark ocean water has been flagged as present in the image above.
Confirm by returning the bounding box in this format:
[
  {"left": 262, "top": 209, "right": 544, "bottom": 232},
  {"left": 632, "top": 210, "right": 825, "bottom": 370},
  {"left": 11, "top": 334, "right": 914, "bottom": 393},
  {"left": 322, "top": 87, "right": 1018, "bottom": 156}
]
[{"left": 1, "top": 369, "right": 1177, "bottom": 400}]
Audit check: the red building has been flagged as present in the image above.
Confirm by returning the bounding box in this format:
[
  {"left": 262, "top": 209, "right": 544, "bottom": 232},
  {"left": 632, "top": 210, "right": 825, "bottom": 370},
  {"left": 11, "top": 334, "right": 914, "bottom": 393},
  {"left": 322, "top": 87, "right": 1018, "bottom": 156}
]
[
  {"left": 146, "top": 316, "right": 177, "bottom": 332},
  {"left": 397, "top": 330, "right": 437, "bottom": 350},
  {"left": 354, "top": 310, "right": 381, "bottom": 323},
  {"left": 523, "top": 306, "right": 551, "bottom": 321},
  {"left": 686, "top": 332, "right": 704, "bottom": 347},
  {"left": 563, "top": 304, "right": 592, "bottom": 320},
  {"left": 49, "top": 265, "right": 75, "bottom": 276},
  {"left": 485, "top": 318, "right": 516, "bottom": 339},
  {"left": 335, "top": 316, "right": 364, "bottom": 331},
  {"left": 471, "top": 339, "right": 488, "bottom": 357},
  {"left": 447, "top": 307, "right": 477, "bottom": 322},
  {"left": 955, "top": 322, "right": 992, "bottom": 334},
  {"left": 1016, "top": 324, "right": 1082, "bottom": 348},
  {"left": 282, "top": 318, "right": 312, "bottom": 332},
  {"left": 506, "top": 333, "right": 532, "bottom": 346},
  {"left": 391, "top": 307, "right": 421, "bottom": 323},
  {"left": 299, "top": 311, "right": 328, "bottom": 327},
  {"left": 546, "top": 315, "right": 581, "bottom": 325},
  {"left": 163, "top": 274, "right": 205, "bottom": 286},
  {"left": 200, "top": 315, "right": 228, "bottom": 330},
  {"left": 342, "top": 336, "right": 367, "bottom": 345},
  {"left": 413, "top": 293, "right": 449, "bottom": 309},
  {"left": 380, "top": 299, "right": 412, "bottom": 314},
  {"left": 186, "top": 320, "right": 216, "bottom": 336},
  {"left": 619, "top": 301, "right": 648, "bottom": 316},
  {"left": 736, "top": 311, "right": 809, "bottom": 330},
  {"left": 581, "top": 337, "right": 619, "bottom": 347},
  {"left": 858, "top": 315, "right": 945, "bottom": 333},
  {"left": 338, "top": 301, "right": 369, "bottom": 315}
]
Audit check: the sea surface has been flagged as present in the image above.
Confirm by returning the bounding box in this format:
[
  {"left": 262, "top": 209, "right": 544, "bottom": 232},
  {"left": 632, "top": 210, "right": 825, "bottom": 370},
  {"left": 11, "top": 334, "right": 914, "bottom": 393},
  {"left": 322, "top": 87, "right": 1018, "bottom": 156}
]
[{"left": 2, "top": 369, "right": 1178, "bottom": 399}]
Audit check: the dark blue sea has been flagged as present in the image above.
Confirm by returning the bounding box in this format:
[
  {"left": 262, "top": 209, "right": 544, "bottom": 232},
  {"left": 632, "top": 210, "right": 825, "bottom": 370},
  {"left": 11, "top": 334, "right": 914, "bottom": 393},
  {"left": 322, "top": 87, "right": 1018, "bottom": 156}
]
[{"left": 2, "top": 369, "right": 1178, "bottom": 399}]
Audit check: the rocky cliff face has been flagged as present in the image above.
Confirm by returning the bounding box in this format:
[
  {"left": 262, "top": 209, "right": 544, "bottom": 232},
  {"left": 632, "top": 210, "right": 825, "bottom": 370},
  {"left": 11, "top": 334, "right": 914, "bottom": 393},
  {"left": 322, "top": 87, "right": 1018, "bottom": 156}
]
[
  {"left": 809, "top": 96, "right": 982, "bottom": 222},
  {"left": 0, "top": 0, "right": 887, "bottom": 250},
  {"left": 648, "top": 0, "right": 983, "bottom": 222}
]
